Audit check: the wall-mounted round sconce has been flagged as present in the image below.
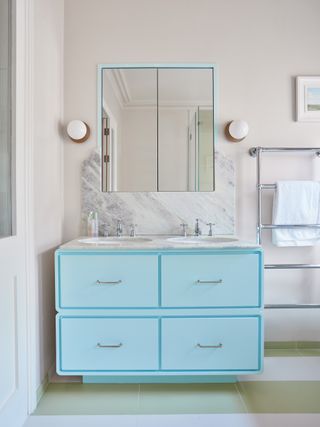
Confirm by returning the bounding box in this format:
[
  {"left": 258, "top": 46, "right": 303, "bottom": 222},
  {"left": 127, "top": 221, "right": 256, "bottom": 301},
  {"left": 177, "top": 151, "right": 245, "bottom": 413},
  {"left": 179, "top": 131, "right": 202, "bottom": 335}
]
[
  {"left": 67, "top": 120, "right": 90, "bottom": 143},
  {"left": 225, "top": 120, "right": 249, "bottom": 142}
]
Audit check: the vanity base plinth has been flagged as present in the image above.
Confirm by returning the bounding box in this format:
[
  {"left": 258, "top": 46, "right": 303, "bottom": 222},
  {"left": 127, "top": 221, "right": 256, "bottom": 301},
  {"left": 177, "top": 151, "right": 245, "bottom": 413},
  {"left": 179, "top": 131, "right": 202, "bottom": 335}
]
[{"left": 82, "top": 375, "right": 237, "bottom": 384}]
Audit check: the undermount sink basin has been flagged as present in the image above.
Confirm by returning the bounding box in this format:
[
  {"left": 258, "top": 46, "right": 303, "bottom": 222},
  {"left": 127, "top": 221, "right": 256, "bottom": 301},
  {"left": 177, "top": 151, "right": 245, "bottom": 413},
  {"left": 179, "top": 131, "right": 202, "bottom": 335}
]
[
  {"left": 167, "top": 236, "right": 238, "bottom": 244},
  {"left": 78, "top": 237, "right": 152, "bottom": 245}
]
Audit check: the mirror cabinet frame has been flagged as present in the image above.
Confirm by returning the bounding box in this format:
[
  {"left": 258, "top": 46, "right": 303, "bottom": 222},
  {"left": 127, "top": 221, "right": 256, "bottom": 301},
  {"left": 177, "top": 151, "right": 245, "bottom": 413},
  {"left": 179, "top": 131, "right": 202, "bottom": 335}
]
[{"left": 97, "top": 63, "right": 217, "bottom": 192}]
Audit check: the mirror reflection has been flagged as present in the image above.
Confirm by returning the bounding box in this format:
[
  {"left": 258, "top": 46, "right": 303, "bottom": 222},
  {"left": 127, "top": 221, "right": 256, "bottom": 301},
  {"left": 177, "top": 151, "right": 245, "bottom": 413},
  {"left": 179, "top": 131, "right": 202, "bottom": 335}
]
[{"left": 101, "top": 66, "right": 215, "bottom": 192}]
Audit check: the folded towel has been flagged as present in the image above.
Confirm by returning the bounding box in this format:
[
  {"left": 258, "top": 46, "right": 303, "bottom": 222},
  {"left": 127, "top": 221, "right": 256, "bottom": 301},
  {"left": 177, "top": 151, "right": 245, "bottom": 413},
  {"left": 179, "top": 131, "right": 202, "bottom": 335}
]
[{"left": 272, "top": 180, "right": 320, "bottom": 247}]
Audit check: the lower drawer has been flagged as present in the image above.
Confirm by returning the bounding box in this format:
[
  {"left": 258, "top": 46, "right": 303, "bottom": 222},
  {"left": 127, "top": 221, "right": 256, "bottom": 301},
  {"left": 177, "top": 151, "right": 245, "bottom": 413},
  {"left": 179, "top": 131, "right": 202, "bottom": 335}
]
[
  {"left": 161, "top": 317, "right": 261, "bottom": 371},
  {"left": 57, "top": 317, "right": 159, "bottom": 372}
]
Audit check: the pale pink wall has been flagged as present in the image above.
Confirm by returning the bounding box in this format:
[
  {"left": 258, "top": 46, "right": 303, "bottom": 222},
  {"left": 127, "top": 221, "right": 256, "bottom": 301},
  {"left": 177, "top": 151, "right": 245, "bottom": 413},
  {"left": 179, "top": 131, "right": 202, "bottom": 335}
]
[
  {"left": 63, "top": 0, "right": 320, "bottom": 340},
  {"left": 34, "top": 0, "right": 64, "bottom": 388}
]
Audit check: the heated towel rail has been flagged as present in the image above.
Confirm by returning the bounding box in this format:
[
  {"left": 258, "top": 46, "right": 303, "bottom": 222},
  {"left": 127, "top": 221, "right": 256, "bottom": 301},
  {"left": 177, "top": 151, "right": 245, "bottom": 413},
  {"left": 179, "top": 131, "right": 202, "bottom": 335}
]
[{"left": 249, "top": 146, "right": 320, "bottom": 309}]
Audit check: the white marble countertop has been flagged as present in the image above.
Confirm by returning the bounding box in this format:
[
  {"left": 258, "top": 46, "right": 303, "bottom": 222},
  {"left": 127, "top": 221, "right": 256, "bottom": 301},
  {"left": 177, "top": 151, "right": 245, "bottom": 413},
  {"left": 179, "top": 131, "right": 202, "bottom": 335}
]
[{"left": 59, "top": 235, "right": 261, "bottom": 251}]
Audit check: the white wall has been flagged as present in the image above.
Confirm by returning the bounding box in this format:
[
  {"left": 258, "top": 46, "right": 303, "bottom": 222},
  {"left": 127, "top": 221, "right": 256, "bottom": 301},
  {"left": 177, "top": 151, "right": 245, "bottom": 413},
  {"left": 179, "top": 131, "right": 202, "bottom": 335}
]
[
  {"left": 33, "top": 0, "right": 64, "bottom": 388},
  {"left": 158, "top": 109, "right": 189, "bottom": 191},
  {"left": 63, "top": 0, "right": 320, "bottom": 340},
  {"left": 121, "top": 108, "right": 157, "bottom": 191}
]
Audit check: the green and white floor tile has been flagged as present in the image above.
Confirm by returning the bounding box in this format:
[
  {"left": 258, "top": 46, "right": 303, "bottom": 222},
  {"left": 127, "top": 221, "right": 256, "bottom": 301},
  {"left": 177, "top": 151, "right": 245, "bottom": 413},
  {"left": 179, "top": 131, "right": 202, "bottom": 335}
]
[
  {"left": 31, "top": 381, "right": 320, "bottom": 416},
  {"left": 23, "top": 342, "right": 320, "bottom": 426},
  {"left": 23, "top": 414, "right": 320, "bottom": 427}
]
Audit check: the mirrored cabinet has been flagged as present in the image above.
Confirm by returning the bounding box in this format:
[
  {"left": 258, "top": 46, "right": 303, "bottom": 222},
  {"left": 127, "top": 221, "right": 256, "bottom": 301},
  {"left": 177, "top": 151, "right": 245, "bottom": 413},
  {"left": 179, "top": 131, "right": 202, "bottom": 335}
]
[{"left": 99, "top": 65, "right": 216, "bottom": 192}]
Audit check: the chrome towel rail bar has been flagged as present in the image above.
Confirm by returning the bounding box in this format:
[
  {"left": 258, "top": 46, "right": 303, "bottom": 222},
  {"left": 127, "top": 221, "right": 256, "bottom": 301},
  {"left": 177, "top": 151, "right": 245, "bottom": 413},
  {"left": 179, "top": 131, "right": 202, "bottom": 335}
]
[
  {"left": 265, "top": 264, "right": 320, "bottom": 270},
  {"left": 249, "top": 146, "right": 320, "bottom": 157},
  {"left": 249, "top": 146, "right": 320, "bottom": 310},
  {"left": 262, "top": 224, "right": 320, "bottom": 229},
  {"left": 259, "top": 184, "right": 276, "bottom": 189},
  {"left": 265, "top": 304, "right": 320, "bottom": 309}
]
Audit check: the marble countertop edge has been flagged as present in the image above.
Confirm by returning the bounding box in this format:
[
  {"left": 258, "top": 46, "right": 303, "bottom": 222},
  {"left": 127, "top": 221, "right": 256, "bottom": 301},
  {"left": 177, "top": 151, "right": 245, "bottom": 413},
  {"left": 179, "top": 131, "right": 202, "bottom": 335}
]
[{"left": 59, "top": 235, "right": 261, "bottom": 251}]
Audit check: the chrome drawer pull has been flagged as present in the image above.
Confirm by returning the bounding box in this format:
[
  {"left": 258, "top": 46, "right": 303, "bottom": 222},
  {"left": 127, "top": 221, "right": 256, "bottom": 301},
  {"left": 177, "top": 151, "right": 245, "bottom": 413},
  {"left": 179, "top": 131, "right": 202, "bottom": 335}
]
[
  {"left": 196, "top": 343, "right": 223, "bottom": 349},
  {"left": 97, "top": 342, "right": 123, "bottom": 348},
  {"left": 195, "top": 279, "right": 223, "bottom": 285},
  {"left": 96, "top": 280, "right": 122, "bottom": 285}
]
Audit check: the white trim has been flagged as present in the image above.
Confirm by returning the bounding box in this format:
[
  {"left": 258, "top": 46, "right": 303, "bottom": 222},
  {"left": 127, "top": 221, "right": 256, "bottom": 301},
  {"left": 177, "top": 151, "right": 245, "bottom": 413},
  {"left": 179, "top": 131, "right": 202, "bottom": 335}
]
[
  {"left": 113, "top": 69, "right": 131, "bottom": 106},
  {"left": 35, "top": 373, "right": 49, "bottom": 405},
  {"left": 106, "top": 67, "right": 212, "bottom": 110},
  {"left": 18, "top": 0, "right": 37, "bottom": 414}
]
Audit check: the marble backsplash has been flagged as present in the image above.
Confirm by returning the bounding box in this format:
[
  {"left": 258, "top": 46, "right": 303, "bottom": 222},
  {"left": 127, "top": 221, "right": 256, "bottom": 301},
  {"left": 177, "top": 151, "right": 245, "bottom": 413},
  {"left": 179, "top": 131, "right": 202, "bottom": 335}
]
[{"left": 81, "top": 150, "right": 235, "bottom": 236}]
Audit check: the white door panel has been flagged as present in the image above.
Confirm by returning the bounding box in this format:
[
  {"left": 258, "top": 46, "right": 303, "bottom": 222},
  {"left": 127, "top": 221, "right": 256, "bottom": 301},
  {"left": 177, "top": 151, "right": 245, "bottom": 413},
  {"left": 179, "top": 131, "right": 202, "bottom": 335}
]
[
  {"left": 0, "top": 272, "right": 18, "bottom": 411},
  {"left": 0, "top": 237, "right": 28, "bottom": 426},
  {"left": 0, "top": 0, "right": 29, "bottom": 425}
]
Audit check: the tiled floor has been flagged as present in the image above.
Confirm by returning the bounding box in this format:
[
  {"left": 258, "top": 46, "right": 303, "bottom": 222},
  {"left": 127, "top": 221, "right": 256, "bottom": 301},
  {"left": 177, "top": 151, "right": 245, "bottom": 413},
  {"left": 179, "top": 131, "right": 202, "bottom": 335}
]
[
  {"left": 33, "top": 381, "right": 320, "bottom": 416},
  {"left": 23, "top": 414, "right": 320, "bottom": 427},
  {"left": 29, "top": 345, "right": 320, "bottom": 426}
]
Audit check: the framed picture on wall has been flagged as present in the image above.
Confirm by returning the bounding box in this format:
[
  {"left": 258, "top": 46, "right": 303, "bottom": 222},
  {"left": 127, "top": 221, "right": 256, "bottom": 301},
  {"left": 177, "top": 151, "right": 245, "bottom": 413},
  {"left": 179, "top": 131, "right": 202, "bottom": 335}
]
[{"left": 296, "top": 76, "right": 320, "bottom": 121}]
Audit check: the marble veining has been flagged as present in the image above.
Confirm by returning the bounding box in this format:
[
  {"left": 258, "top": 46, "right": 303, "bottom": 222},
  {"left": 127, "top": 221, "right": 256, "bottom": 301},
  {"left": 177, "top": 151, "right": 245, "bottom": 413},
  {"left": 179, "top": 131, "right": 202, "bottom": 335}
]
[{"left": 81, "top": 150, "right": 235, "bottom": 236}]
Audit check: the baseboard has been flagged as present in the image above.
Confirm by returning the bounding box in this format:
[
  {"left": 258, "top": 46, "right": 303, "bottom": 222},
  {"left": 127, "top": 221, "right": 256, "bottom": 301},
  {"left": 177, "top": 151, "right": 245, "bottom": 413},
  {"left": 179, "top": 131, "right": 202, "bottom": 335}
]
[
  {"left": 49, "top": 362, "right": 82, "bottom": 384},
  {"left": 36, "top": 373, "right": 49, "bottom": 404},
  {"left": 36, "top": 363, "right": 70, "bottom": 403}
]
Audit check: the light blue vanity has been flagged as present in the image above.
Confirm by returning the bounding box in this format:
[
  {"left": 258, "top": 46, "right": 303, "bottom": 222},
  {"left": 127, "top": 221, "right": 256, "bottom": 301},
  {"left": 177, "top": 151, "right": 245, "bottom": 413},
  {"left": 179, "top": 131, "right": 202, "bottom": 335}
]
[{"left": 55, "top": 237, "right": 264, "bottom": 383}]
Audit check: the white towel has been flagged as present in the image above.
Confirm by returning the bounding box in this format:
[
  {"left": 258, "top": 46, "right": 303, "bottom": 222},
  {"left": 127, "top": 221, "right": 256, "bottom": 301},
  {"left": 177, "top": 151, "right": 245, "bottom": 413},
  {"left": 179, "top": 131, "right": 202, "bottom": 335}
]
[{"left": 272, "top": 180, "right": 320, "bottom": 247}]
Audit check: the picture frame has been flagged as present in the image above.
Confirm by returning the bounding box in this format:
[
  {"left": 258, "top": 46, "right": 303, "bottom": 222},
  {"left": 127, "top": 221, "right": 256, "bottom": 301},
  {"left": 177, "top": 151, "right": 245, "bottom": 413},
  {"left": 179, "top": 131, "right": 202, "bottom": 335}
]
[{"left": 296, "top": 76, "right": 320, "bottom": 122}]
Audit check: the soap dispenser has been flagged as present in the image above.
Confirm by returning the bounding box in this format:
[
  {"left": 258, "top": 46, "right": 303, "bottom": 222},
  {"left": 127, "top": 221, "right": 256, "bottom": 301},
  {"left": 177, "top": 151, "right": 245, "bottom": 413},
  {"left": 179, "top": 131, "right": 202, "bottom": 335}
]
[{"left": 87, "top": 211, "right": 99, "bottom": 237}]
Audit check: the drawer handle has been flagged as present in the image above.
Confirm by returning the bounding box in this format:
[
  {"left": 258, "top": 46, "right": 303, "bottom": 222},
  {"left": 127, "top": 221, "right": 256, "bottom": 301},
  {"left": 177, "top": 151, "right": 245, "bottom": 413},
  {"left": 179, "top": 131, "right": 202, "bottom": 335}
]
[
  {"left": 196, "top": 343, "right": 223, "bottom": 349},
  {"left": 96, "top": 342, "right": 123, "bottom": 348},
  {"left": 195, "top": 279, "right": 223, "bottom": 285},
  {"left": 96, "top": 280, "right": 122, "bottom": 285}
]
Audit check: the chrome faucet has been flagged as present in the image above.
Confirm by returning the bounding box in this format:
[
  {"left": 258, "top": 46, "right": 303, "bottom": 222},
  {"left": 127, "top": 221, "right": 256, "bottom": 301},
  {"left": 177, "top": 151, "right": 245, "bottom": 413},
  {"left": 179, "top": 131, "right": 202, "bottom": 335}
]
[
  {"left": 130, "top": 224, "right": 137, "bottom": 237},
  {"left": 102, "top": 224, "right": 109, "bottom": 237},
  {"left": 116, "top": 220, "right": 123, "bottom": 237},
  {"left": 194, "top": 219, "right": 201, "bottom": 236},
  {"left": 207, "top": 222, "right": 215, "bottom": 236},
  {"left": 180, "top": 223, "right": 188, "bottom": 237}
]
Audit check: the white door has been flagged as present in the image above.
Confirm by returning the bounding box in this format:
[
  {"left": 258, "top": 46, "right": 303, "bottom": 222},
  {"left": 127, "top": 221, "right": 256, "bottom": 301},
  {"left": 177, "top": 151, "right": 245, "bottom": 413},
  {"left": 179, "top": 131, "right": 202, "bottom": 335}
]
[
  {"left": 0, "top": 0, "right": 29, "bottom": 425},
  {"left": 188, "top": 109, "right": 198, "bottom": 191}
]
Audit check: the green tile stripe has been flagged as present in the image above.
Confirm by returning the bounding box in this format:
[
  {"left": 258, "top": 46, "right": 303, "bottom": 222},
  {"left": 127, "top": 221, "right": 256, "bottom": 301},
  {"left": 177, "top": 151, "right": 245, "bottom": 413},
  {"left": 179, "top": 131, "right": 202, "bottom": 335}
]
[
  {"left": 264, "top": 341, "right": 320, "bottom": 357},
  {"left": 33, "top": 381, "right": 320, "bottom": 416},
  {"left": 265, "top": 341, "right": 320, "bottom": 350}
]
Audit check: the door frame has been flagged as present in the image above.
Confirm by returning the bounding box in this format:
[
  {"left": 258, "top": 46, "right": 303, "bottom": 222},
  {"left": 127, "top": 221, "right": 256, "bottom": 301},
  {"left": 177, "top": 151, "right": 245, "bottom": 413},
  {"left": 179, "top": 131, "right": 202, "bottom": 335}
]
[{"left": 15, "top": 0, "right": 38, "bottom": 414}]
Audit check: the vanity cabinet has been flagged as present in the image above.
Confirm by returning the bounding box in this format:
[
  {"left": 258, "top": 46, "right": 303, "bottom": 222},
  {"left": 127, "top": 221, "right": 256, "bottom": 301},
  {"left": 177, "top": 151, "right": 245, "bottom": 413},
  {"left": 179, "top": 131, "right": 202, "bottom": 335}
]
[{"left": 55, "top": 247, "right": 264, "bottom": 382}]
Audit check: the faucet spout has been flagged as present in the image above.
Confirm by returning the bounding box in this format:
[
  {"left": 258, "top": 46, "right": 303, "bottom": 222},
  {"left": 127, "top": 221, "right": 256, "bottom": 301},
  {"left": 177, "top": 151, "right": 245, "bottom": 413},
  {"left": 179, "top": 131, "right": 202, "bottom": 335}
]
[
  {"left": 116, "top": 220, "right": 123, "bottom": 237},
  {"left": 194, "top": 219, "right": 201, "bottom": 236}
]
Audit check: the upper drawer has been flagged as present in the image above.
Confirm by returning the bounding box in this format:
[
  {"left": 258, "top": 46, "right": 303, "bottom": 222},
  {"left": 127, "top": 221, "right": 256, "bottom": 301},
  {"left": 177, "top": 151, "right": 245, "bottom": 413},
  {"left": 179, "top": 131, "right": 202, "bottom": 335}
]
[
  {"left": 161, "top": 253, "right": 262, "bottom": 308},
  {"left": 56, "top": 253, "right": 159, "bottom": 309}
]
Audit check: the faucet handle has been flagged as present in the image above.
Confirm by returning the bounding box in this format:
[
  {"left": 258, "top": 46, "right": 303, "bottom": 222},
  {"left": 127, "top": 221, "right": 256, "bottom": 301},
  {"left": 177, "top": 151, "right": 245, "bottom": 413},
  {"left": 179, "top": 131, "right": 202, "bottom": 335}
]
[
  {"left": 130, "top": 224, "right": 138, "bottom": 237},
  {"left": 206, "top": 222, "right": 215, "bottom": 237},
  {"left": 180, "top": 223, "right": 188, "bottom": 237}
]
